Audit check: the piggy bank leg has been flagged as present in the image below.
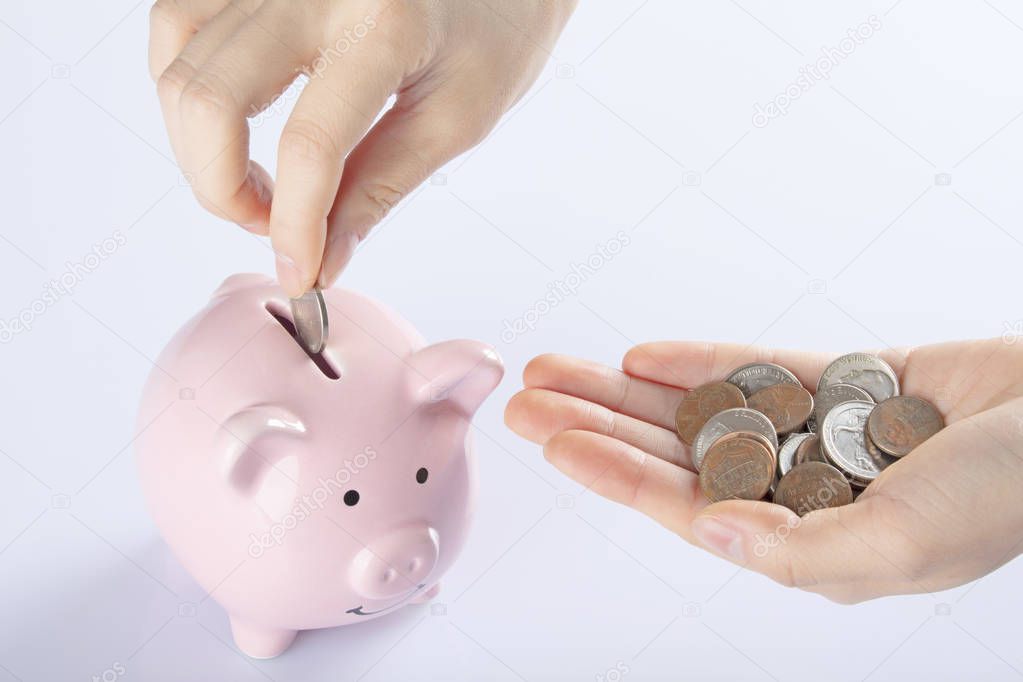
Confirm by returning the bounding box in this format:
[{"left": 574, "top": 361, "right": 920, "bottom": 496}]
[
  {"left": 410, "top": 583, "right": 441, "bottom": 604},
  {"left": 229, "top": 616, "right": 297, "bottom": 659}
]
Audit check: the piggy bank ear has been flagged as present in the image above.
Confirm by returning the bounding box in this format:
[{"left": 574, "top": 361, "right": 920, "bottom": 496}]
[
  {"left": 217, "top": 405, "right": 305, "bottom": 521},
  {"left": 407, "top": 340, "right": 504, "bottom": 416}
]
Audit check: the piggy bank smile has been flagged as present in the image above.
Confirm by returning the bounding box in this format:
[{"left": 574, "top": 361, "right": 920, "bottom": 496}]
[
  {"left": 346, "top": 583, "right": 428, "bottom": 616},
  {"left": 135, "top": 274, "right": 502, "bottom": 659}
]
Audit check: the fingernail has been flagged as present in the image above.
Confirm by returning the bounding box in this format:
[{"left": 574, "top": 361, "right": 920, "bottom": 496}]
[
  {"left": 275, "top": 253, "right": 304, "bottom": 297},
  {"left": 318, "top": 231, "right": 360, "bottom": 288},
  {"left": 691, "top": 516, "right": 745, "bottom": 563}
]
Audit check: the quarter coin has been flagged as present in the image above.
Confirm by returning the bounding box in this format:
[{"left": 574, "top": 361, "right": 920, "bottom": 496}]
[
  {"left": 821, "top": 400, "right": 884, "bottom": 485},
  {"left": 699, "top": 434, "right": 775, "bottom": 503},
  {"left": 692, "top": 407, "right": 779, "bottom": 471},
  {"left": 817, "top": 353, "right": 899, "bottom": 403},
  {"left": 674, "top": 381, "right": 747, "bottom": 445},
  {"left": 866, "top": 396, "right": 945, "bottom": 458},
  {"left": 813, "top": 382, "right": 873, "bottom": 427},
  {"left": 747, "top": 383, "right": 814, "bottom": 436},
  {"left": 725, "top": 362, "right": 801, "bottom": 398},
  {"left": 774, "top": 462, "right": 853, "bottom": 516}
]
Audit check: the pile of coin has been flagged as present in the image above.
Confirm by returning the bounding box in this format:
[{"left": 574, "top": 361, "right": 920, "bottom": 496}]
[{"left": 675, "top": 353, "right": 945, "bottom": 516}]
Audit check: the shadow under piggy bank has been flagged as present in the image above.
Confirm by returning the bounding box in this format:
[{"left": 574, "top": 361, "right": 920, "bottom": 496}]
[
  {"left": 1, "top": 535, "right": 431, "bottom": 680},
  {"left": 134, "top": 274, "right": 503, "bottom": 658}
]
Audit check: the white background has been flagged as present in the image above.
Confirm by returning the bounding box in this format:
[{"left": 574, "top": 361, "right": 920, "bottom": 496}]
[{"left": 2, "top": 1, "right": 1023, "bottom": 680}]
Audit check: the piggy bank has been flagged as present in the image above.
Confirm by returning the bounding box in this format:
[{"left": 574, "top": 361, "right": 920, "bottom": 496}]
[{"left": 135, "top": 274, "right": 503, "bottom": 658}]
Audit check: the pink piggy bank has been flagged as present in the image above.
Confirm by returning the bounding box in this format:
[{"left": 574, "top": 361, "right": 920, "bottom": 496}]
[{"left": 135, "top": 274, "right": 503, "bottom": 658}]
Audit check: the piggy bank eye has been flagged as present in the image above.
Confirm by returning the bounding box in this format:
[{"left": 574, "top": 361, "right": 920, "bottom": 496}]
[
  {"left": 416, "top": 467, "right": 428, "bottom": 484},
  {"left": 343, "top": 490, "right": 360, "bottom": 506}
]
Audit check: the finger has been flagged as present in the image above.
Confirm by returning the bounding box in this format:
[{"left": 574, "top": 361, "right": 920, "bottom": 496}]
[
  {"left": 623, "top": 341, "right": 910, "bottom": 392},
  {"left": 271, "top": 44, "right": 408, "bottom": 297},
  {"left": 155, "top": 0, "right": 250, "bottom": 155},
  {"left": 544, "top": 430, "right": 704, "bottom": 538},
  {"left": 318, "top": 87, "right": 491, "bottom": 286},
  {"left": 155, "top": 1, "right": 262, "bottom": 225},
  {"left": 690, "top": 496, "right": 927, "bottom": 603},
  {"left": 505, "top": 388, "right": 691, "bottom": 469},
  {"left": 523, "top": 354, "right": 685, "bottom": 431},
  {"left": 175, "top": 4, "right": 315, "bottom": 233},
  {"left": 894, "top": 338, "right": 1020, "bottom": 419},
  {"left": 148, "top": 0, "right": 232, "bottom": 81},
  {"left": 623, "top": 342, "right": 836, "bottom": 391}
]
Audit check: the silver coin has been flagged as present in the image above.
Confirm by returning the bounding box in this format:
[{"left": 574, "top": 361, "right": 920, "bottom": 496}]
[
  {"left": 813, "top": 382, "right": 874, "bottom": 426},
  {"left": 725, "top": 362, "right": 801, "bottom": 398},
  {"left": 290, "top": 287, "right": 329, "bottom": 354},
  {"left": 820, "top": 400, "right": 883, "bottom": 485},
  {"left": 692, "top": 407, "right": 779, "bottom": 471},
  {"left": 778, "top": 433, "right": 813, "bottom": 479},
  {"left": 805, "top": 411, "right": 817, "bottom": 433},
  {"left": 817, "top": 353, "right": 899, "bottom": 403}
]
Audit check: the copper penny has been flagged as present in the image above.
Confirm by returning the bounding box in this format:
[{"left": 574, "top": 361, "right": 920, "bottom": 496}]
[
  {"left": 864, "top": 426, "right": 898, "bottom": 475},
  {"left": 747, "top": 383, "right": 814, "bottom": 436},
  {"left": 715, "top": 430, "right": 777, "bottom": 468},
  {"left": 773, "top": 461, "right": 853, "bottom": 516},
  {"left": 795, "top": 434, "right": 825, "bottom": 464},
  {"left": 866, "top": 396, "right": 944, "bottom": 458},
  {"left": 674, "top": 381, "right": 747, "bottom": 445},
  {"left": 699, "top": 434, "right": 775, "bottom": 503}
]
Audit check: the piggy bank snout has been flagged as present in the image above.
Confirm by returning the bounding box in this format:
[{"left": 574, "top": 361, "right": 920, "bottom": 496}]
[{"left": 350, "top": 526, "right": 439, "bottom": 600}]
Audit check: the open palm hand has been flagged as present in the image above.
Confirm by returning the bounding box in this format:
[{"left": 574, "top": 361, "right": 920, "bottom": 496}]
[{"left": 505, "top": 338, "right": 1023, "bottom": 603}]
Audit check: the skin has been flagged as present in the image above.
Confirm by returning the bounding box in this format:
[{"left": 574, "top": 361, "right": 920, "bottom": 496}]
[
  {"left": 505, "top": 338, "right": 1023, "bottom": 603},
  {"left": 148, "top": 0, "right": 577, "bottom": 296}
]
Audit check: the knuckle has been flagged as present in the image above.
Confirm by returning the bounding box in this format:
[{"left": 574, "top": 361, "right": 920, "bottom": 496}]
[
  {"left": 414, "top": 111, "right": 489, "bottom": 156},
  {"left": 607, "top": 365, "right": 630, "bottom": 412},
  {"left": 583, "top": 399, "right": 615, "bottom": 438},
  {"left": 400, "top": 18, "right": 435, "bottom": 62},
  {"left": 180, "top": 75, "right": 237, "bottom": 120},
  {"left": 703, "top": 342, "right": 720, "bottom": 378},
  {"left": 625, "top": 448, "right": 647, "bottom": 508},
  {"left": 601, "top": 406, "right": 617, "bottom": 440},
  {"left": 448, "top": 116, "right": 490, "bottom": 151},
  {"left": 279, "top": 119, "right": 340, "bottom": 164},
  {"left": 358, "top": 181, "right": 406, "bottom": 222},
  {"left": 775, "top": 553, "right": 820, "bottom": 590},
  {"left": 156, "top": 60, "right": 193, "bottom": 101}
]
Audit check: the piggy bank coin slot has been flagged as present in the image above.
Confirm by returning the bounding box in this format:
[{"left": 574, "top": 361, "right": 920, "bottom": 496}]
[{"left": 266, "top": 303, "right": 341, "bottom": 380}]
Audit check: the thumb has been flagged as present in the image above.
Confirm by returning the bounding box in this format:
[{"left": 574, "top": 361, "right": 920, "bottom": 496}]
[
  {"left": 690, "top": 497, "right": 925, "bottom": 603},
  {"left": 317, "top": 87, "right": 493, "bottom": 287}
]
